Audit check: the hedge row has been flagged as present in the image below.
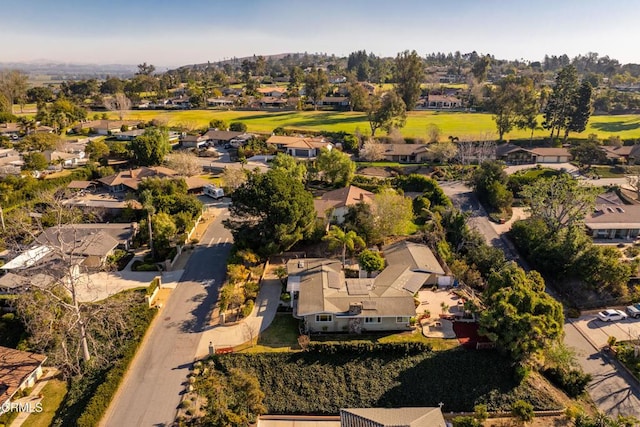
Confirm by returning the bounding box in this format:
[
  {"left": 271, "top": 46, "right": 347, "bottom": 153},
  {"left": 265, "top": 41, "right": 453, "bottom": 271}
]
[
  {"left": 75, "top": 303, "right": 156, "bottom": 426},
  {"left": 305, "top": 341, "right": 432, "bottom": 355}
]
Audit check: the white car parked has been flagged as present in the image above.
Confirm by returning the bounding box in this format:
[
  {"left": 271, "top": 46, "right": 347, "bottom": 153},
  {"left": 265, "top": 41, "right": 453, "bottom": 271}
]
[{"left": 597, "top": 309, "right": 628, "bottom": 322}]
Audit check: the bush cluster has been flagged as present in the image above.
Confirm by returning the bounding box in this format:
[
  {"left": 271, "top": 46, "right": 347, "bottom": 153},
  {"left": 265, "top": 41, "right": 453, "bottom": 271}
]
[
  {"left": 542, "top": 367, "right": 591, "bottom": 398},
  {"left": 305, "top": 341, "right": 432, "bottom": 355}
]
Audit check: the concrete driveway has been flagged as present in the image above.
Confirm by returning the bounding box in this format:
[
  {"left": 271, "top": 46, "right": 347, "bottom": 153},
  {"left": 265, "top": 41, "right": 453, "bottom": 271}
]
[{"left": 572, "top": 311, "right": 640, "bottom": 347}]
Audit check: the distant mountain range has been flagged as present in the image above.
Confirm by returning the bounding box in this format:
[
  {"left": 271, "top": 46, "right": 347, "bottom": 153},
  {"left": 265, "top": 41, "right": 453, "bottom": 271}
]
[{"left": 0, "top": 61, "right": 138, "bottom": 80}]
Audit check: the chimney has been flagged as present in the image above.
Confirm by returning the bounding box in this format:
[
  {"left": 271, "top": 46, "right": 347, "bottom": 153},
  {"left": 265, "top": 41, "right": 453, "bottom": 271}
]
[
  {"left": 298, "top": 260, "right": 304, "bottom": 268},
  {"left": 348, "top": 303, "right": 362, "bottom": 315}
]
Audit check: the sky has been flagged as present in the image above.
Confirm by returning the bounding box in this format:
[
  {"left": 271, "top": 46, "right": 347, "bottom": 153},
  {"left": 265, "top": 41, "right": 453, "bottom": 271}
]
[{"left": 2, "top": 0, "right": 639, "bottom": 68}]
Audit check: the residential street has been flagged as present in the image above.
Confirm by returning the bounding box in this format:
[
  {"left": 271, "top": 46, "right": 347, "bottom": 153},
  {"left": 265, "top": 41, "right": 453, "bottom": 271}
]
[
  {"left": 565, "top": 321, "right": 640, "bottom": 418},
  {"left": 101, "top": 205, "right": 233, "bottom": 427},
  {"left": 440, "top": 180, "right": 640, "bottom": 418}
]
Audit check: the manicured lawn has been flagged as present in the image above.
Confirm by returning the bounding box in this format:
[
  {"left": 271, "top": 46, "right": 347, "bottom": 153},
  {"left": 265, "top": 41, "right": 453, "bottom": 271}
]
[
  {"left": 112, "top": 109, "right": 640, "bottom": 140},
  {"left": 197, "top": 174, "right": 223, "bottom": 185},
  {"left": 239, "top": 313, "right": 302, "bottom": 353},
  {"left": 313, "top": 330, "right": 460, "bottom": 351},
  {"left": 23, "top": 375, "right": 68, "bottom": 427},
  {"left": 590, "top": 165, "right": 640, "bottom": 178}
]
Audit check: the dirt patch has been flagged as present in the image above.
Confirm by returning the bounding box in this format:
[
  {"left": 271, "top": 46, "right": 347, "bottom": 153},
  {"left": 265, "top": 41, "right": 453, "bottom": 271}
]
[
  {"left": 358, "top": 167, "right": 394, "bottom": 177},
  {"left": 481, "top": 415, "right": 571, "bottom": 426}
]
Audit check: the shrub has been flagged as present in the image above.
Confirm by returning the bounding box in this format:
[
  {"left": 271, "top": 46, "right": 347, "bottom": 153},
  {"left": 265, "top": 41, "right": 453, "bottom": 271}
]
[
  {"left": 280, "top": 292, "right": 291, "bottom": 302},
  {"left": 242, "top": 300, "right": 255, "bottom": 318},
  {"left": 566, "top": 308, "right": 581, "bottom": 318},
  {"left": 543, "top": 367, "right": 591, "bottom": 398},
  {"left": 511, "top": 400, "right": 534, "bottom": 422},
  {"left": 132, "top": 261, "right": 159, "bottom": 272},
  {"left": 452, "top": 416, "right": 482, "bottom": 427},
  {"left": 244, "top": 281, "right": 259, "bottom": 301}
]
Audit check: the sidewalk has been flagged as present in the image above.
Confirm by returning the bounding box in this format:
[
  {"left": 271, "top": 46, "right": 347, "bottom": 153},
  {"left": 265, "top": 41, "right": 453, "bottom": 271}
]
[
  {"left": 10, "top": 368, "right": 59, "bottom": 427},
  {"left": 195, "top": 278, "right": 282, "bottom": 358}
]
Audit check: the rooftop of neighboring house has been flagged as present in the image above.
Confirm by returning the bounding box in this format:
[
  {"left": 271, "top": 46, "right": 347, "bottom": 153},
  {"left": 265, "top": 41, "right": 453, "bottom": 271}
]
[
  {"left": 314, "top": 185, "right": 374, "bottom": 220},
  {"left": 266, "top": 135, "right": 326, "bottom": 146},
  {"left": 75, "top": 119, "right": 141, "bottom": 131},
  {"left": 257, "top": 86, "right": 287, "bottom": 94},
  {"left": 378, "top": 144, "right": 430, "bottom": 156},
  {"left": 585, "top": 204, "right": 640, "bottom": 229},
  {"left": 291, "top": 241, "right": 445, "bottom": 317},
  {"left": 42, "top": 150, "right": 77, "bottom": 162},
  {"left": 0, "top": 346, "right": 47, "bottom": 406},
  {"left": 0, "top": 123, "right": 19, "bottom": 133},
  {"left": 340, "top": 407, "right": 446, "bottom": 427},
  {"left": 36, "top": 225, "right": 123, "bottom": 258},
  {"left": 203, "top": 129, "right": 246, "bottom": 141},
  {"left": 97, "top": 166, "right": 178, "bottom": 190},
  {"left": 496, "top": 144, "right": 570, "bottom": 157},
  {"left": 0, "top": 271, "right": 55, "bottom": 291}
]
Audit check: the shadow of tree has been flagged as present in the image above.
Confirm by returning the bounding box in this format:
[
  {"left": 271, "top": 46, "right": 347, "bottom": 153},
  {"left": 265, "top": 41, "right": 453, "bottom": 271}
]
[{"left": 591, "top": 120, "right": 640, "bottom": 132}]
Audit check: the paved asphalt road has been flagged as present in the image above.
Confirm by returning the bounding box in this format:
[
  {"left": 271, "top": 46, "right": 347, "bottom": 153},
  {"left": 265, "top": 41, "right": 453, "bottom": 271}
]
[
  {"left": 565, "top": 321, "right": 640, "bottom": 418},
  {"left": 101, "top": 205, "right": 232, "bottom": 427}
]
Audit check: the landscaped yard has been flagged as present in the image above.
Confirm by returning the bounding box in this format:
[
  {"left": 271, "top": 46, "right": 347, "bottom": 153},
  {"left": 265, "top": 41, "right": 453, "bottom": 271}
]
[
  {"left": 109, "top": 109, "right": 640, "bottom": 140},
  {"left": 21, "top": 375, "right": 68, "bottom": 427}
]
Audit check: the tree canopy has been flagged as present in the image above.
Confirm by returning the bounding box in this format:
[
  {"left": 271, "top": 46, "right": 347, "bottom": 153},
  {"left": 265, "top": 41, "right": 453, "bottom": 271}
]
[
  {"left": 129, "top": 127, "right": 171, "bottom": 166},
  {"left": 394, "top": 50, "right": 424, "bottom": 111},
  {"left": 315, "top": 148, "right": 355, "bottom": 187},
  {"left": 480, "top": 262, "right": 564, "bottom": 362},
  {"left": 520, "top": 175, "right": 598, "bottom": 233},
  {"left": 366, "top": 91, "right": 407, "bottom": 137},
  {"left": 224, "top": 169, "right": 316, "bottom": 256}
]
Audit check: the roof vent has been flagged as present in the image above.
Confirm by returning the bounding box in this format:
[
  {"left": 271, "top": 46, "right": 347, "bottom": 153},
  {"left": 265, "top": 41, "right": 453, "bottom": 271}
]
[
  {"left": 607, "top": 207, "right": 615, "bottom": 213},
  {"left": 617, "top": 207, "right": 625, "bottom": 213}
]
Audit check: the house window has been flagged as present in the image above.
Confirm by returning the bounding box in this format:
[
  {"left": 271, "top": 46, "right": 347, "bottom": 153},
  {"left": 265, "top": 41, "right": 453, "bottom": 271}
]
[
  {"left": 364, "top": 317, "right": 381, "bottom": 324},
  {"left": 316, "top": 314, "right": 332, "bottom": 322},
  {"left": 396, "top": 317, "right": 410, "bottom": 323}
]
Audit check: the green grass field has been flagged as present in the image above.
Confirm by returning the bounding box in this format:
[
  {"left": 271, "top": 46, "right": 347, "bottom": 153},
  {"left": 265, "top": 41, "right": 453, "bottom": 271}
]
[{"left": 113, "top": 109, "right": 640, "bottom": 140}]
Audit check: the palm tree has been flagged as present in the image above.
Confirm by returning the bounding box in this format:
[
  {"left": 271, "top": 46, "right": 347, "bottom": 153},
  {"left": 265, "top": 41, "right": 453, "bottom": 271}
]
[{"left": 323, "top": 225, "right": 365, "bottom": 266}]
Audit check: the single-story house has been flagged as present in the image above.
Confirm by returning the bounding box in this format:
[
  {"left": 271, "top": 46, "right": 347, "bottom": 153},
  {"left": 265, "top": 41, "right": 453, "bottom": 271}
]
[
  {"left": 97, "top": 166, "right": 178, "bottom": 192},
  {"left": 289, "top": 241, "right": 447, "bottom": 333},
  {"left": 0, "top": 346, "right": 47, "bottom": 411},
  {"left": 585, "top": 204, "right": 640, "bottom": 240},
  {"left": 377, "top": 144, "right": 430, "bottom": 163},
  {"left": 43, "top": 150, "right": 84, "bottom": 169},
  {"left": 166, "top": 97, "right": 191, "bottom": 109},
  {"left": 35, "top": 223, "right": 137, "bottom": 267},
  {"left": 614, "top": 145, "right": 640, "bottom": 165},
  {"left": 266, "top": 135, "right": 332, "bottom": 158},
  {"left": 259, "top": 96, "right": 288, "bottom": 108},
  {"left": 74, "top": 120, "right": 141, "bottom": 136},
  {"left": 207, "top": 97, "right": 235, "bottom": 108},
  {"left": 0, "top": 123, "right": 19, "bottom": 138},
  {"left": 0, "top": 272, "right": 55, "bottom": 294},
  {"left": 318, "top": 97, "right": 350, "bottom": 108},
  {"left": 181, "top": 134, "right": 211, "bottom": 149},
  {"left": 257, "top": 87, "right": 287, "bottom": 98},
  {"left": 115, "top": 129, "right": 146, "bottom": 141},
  {"left": 496, "top": 144, "right": 571, "bottom": 164},
  {"left": 202, "top": 129, "right": 248, "bottom": 146},
  {"left": 423, "top": 94, "right": 462, "bottom": 109},
  {"left": 314, "top": 185, "right": 374, "bottom": 224}
]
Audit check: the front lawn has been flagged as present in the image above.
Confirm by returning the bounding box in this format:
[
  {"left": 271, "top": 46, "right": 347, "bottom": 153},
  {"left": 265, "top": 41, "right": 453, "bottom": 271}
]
[{"left": 22, "top": 375, "right": 68, "bottom": 427}]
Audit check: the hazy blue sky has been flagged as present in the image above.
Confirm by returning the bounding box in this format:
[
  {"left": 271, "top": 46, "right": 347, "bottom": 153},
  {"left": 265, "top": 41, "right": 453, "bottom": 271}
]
[{"left": 2, "top": 0, "right": 639, "bottom": 68}]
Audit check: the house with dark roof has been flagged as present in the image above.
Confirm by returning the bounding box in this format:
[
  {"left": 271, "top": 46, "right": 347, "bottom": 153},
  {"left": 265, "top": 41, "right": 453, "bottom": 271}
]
[
  {"left": 585, "top": 204, "right": 640, "bottom": 240},
  {"left": 314, "top": 185, "right": 374, "bottom": 224},
  {"left": 35, "top": 223, "right": 137, "bottom": 268},
  {"left": 377, "top": 144, "right": 431, "bottom": 163},
  {"left": 202, "top": 129, "right": 250, "bottom": 146},
  {"left": 496, "top": 144, "right": 571, "bottom": 164},
  {"left": 180, "top": 134, "right": 211, "bottom": 149},
  {"left": 0, "top": 346, "right": 47, "bottom": 411},
  {"left": 288, "top": 241, "right": 447, "bottom": 333}
]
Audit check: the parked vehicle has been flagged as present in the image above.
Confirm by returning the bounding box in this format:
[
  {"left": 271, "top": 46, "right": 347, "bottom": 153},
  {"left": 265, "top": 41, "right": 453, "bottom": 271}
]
[
  {"left": 598, "top": 309, "right": 628, "bottom": 322},
  {"left": 628, "top": 305, "right": 640, "bottom": 318},
  {"left": 203, "top": 184, "right": 224, "bottom": 199}
]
